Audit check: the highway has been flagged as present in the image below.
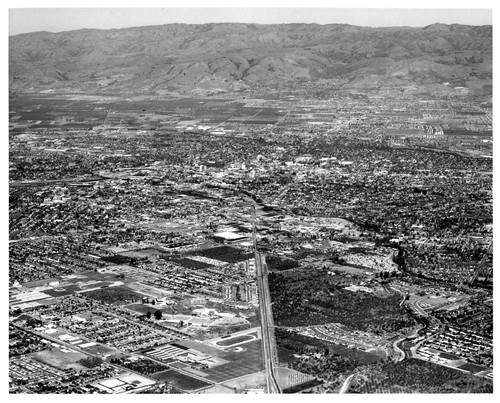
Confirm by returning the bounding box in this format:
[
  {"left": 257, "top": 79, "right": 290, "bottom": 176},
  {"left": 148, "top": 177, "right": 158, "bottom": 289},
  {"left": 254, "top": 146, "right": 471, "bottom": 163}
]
[
  {"left": 255, "top": 250, "right": 281, "bottom": 393},
  {"left": 252, "top": 205, "right": 281, "bottom": 393}
]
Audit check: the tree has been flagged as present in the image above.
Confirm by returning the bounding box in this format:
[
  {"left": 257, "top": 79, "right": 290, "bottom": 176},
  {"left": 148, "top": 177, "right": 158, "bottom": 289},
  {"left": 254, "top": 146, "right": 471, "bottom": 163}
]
[
  {"left": 146, "top": 311, "right": 152, "bottom": 319},
  {"left": 154, "top": 310, "right": 162, "bottom": 320},
  {"left": 78, "top": 356, "right": 103, "bottom": 368},
  {"left": 26, "top": 317, "right": 42, "bottom": 328}
]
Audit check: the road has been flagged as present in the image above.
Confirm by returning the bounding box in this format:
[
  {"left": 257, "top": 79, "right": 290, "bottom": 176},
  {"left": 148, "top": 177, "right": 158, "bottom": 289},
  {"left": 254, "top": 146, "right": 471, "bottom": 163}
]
[
  {"left": 9, "top": 235, "right": 62, "bottom": 244},
  {"left": 306, "top": 325, "right": 381, "bottom": 350},
  {"left": 339, "top": 373, "right": 369, "bottom": 393},
  {"left": 11, "top": 322, "right": 116, "bottom": 366},
  {"left": 10, "top": 176, "right": 104, "bottom": 188},
  {"left": 392, "top": 337, "right": 406, "bottom": 362},
  {"left": 339, "top": 373, "right": 355, "bottom": 393},
  {"left": 10, "top": 321, "right": 170, "bottom": 392},
  {"left": 255, "top": 249, "right": 281, "bottom": 394},
  {"left": 251, "top": 203, "right": 280, "bottom": 393},
  {"left": 407, "top": 297, "right": 430, "bottom": 317}
]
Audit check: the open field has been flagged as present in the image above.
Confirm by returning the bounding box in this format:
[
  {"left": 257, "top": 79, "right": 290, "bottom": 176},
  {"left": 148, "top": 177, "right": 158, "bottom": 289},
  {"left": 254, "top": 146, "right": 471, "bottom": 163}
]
[
  {"left": 216, "top": 334, "right": 256, "bottom": 347},
  {"left": 80, "top": 343, "right": 116, "bottom": 356},
  {"left": 350, "top": 358, "right": 493, "bottom": 393},
  {"left": 119, "top": 248, "right": 163, "bottom": 259},
  {"left": 277, "top": 331, "right": 385, "bottom": 365},
  {"left": 151, "top": 369, "right": 213, "bottom": 391},
  {"left": 171, "top": 257, "right": 213, "bottom": 270},
  {"left": 123, "top": 303, "right": 163, "bottom": 315},
  {"left": 457, "top": 362, "right": 490, "bottom": 374},
  {"left": 202, "top": 340, "right": 264, "bottom": 383},
  {"left": 9, "top": 96, "right": 109, "bottom": 131},
  {"left": 32, "top": 349, "right": 89, "bottom": 371},
  {"left": 44, "top": 285, "right": 83, "bottom": 297},
  {"left": 196, "top": 246, "right": 252, "bottom": 263},
  {"left": 217, "top": 371, "right": 266, "bottom": 390},
  {"left": 9, "top": 96, "right": 286, "bottom": 132},
  {"left": 84, "top": 285, "right": 143, "bottom": 305}
]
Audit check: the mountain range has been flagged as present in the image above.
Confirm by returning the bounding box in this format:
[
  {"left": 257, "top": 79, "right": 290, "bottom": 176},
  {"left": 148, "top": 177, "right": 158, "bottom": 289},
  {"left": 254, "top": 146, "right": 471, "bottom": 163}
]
[{"left": 9, "top": 22, "right": 492, "bottom": 95}]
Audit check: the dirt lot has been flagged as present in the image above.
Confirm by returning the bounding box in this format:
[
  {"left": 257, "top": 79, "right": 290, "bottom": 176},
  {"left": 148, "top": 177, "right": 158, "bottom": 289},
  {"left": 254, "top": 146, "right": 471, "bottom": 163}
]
[{"left": 32, "top": 349, "right": 89, "bottom": 371}]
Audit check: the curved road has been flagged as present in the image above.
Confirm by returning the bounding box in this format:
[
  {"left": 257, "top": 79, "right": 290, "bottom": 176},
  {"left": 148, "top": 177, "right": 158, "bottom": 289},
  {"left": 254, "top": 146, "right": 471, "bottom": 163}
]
[
  {"left": 340, "top": 373, "right": 367, "bottom": 394},
  {"left": 339, "top": 374, "right": 356, "bottom": 394}
]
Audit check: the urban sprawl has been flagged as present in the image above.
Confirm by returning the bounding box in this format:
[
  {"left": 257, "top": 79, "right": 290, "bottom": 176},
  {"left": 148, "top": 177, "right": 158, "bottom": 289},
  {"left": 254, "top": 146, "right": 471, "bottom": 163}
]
[{"left": 9, "top": 84, "right": 493, "bottom": 393}]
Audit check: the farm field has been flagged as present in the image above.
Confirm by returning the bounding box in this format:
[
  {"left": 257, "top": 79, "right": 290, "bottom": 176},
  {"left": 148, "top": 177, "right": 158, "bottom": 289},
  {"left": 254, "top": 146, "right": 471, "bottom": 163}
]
[
  {"left": 349, "top": 359, "right": 493, "bottom": 393},
  {"left": 9, "top": 96, "right": 286, "bottom": 132}
]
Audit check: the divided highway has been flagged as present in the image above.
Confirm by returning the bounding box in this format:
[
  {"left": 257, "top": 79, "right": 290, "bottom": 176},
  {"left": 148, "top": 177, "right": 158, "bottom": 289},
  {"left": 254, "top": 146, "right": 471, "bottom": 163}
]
[
  {"left": 252, "top": 204, "right": 281, "bottom": 393},
  {"left": 255, "top": 250, "right": 281, "bottom": 393}
]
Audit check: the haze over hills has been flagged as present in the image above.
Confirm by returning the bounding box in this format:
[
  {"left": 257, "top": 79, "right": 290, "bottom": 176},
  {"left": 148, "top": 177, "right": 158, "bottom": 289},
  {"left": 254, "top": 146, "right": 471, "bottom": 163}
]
[{"left": 9, "top": 22, "right": 492, "bottom": 96}]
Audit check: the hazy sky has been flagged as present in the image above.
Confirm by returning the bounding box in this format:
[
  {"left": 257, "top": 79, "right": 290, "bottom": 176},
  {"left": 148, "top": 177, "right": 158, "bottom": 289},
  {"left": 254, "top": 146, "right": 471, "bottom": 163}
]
[{"left": 8, "top": 3, "right": 493, "bottom": 36}]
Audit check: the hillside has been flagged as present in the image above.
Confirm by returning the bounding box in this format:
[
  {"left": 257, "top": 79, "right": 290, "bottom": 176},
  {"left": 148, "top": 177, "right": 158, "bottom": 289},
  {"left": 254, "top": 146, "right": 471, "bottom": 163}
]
[{"left": 9, "top": 22, "right": 492, "bottom": 95}]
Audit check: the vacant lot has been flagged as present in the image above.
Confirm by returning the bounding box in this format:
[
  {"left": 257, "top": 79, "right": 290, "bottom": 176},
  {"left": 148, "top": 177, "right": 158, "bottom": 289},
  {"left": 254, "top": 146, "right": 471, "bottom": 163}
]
[
  {"left": 85, "top": 285, "right": 142, "bottom": 305},
  {"left": 196, "top": 246, "right": 252, "bottom": 263},
  {"left": 174, "top": 339, "right": 264, "bottom": 384},
  {"left": 216, "top": 334, "right": 255, "bottom": 347},
  {"left": 151, "top": 369, "right": 212, "bottom": 391},
  {"left": 32, "top": 349, "right": 89, "bottom": 371}
]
